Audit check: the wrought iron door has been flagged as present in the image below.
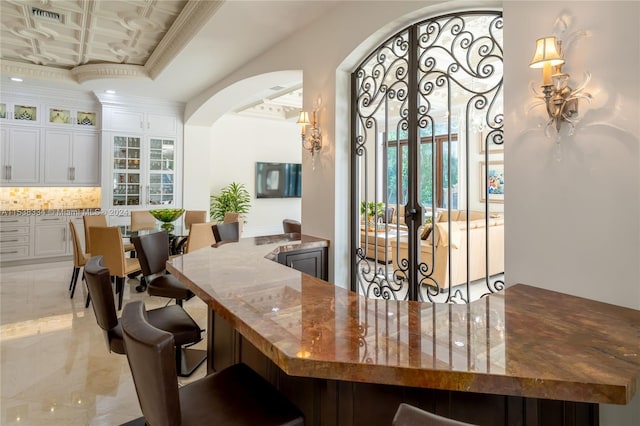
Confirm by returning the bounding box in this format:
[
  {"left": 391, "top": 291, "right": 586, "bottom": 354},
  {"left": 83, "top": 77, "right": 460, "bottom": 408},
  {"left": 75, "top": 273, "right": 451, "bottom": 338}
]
[{"left": 351, "top": 11, "right": 504, "bottom": 303}]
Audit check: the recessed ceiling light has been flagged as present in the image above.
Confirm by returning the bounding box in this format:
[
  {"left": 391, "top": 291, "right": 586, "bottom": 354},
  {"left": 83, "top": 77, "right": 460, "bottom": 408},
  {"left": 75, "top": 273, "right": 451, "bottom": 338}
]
[
  {"left": 10, "top": 77, "right": 23, "bottom": 82},
  {"left": 105, "top": 90, "right": 116, "bottom": 94}
]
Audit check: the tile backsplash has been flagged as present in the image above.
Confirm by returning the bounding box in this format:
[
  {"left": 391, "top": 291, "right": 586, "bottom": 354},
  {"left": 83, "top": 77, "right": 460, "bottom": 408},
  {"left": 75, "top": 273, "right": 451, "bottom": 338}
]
[{"left": 0, "top": 187, "right": 101, "bottom": 211}]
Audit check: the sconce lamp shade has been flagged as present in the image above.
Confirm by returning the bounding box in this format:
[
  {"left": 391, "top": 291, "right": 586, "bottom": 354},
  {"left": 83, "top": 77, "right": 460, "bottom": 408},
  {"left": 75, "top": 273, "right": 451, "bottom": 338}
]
[
  {"left": 529, "top": 36, "right": 565, "bottom": 68},
  {"left": 296, "top": 111, "right": 310, "bottom": 125}
]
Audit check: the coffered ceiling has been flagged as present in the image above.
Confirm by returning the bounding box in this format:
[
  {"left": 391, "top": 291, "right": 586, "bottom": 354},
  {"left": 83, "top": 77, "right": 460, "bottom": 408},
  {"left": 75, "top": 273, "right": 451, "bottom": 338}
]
[
  {"left": 0, "top": 0, "right": 340, "bottom": 120},
  {"left": 1, "top": 0, "right": 187, "bottom": 68}
]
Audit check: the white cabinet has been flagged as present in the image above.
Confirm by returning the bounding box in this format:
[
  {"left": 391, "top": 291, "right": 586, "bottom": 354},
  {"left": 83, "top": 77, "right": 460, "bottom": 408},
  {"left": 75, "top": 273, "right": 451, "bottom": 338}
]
[
  {"left": 0, "top": 101, "right": 40, "bottom": 125},
  {"left": 104, "top": 109, "right": 177, "bottom": 136},
  {"left": 46, "top": 106, "right": 97, "bottom": 128},
  {"left": 0, "top": 90, "right": 100, "bottom": 187},
  {"left": 44, "top": 130, "right": 100, "bottom": 185},
  {"left": 0, "top": 126, "right": 41, "bottom": 184},
  {"left": 0, "top": 216, "right": 31, "bottom": 261},
  {"left": 33, "top": 215, "right": 68, "bottom": 257},
  {"left": 110, "top": 134, "right": 178, "bottom": 208},
  {"left": 101, "top": 100, "right": 182, "bottom": 210}
]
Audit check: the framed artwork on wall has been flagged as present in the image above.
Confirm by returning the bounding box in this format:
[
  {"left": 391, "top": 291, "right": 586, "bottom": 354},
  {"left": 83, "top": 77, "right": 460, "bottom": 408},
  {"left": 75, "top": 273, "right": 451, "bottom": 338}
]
[
  {"left": 480, "top": 161, "right": 504, "bottom": 203},
  {"left": 479, "top": 132, "right": 503, "bottom": 153}
]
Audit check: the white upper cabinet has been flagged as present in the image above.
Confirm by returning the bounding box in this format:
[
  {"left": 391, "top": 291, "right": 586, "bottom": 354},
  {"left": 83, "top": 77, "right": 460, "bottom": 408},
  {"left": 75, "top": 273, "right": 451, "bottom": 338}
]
[
  {"left": 1, "top": 127, "right": 41, "bottom": 184},
  {"left": 99, "top": 98, "right": 183, "bottom": 212},
  {"left": 103, "top": 108, "right": 178, "bottom": 136},
  {"left": 0, "top": 89, "right": 101, "bottom": 187},
  {"left": 44, "top": 130, "right": 100, "bottom": 185}
]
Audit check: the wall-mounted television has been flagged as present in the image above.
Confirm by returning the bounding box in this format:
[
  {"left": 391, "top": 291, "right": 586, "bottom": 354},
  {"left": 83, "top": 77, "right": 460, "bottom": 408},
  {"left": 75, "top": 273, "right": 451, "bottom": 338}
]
[{"left": 255, "top": 162, "right": 302, "bottom": 198}]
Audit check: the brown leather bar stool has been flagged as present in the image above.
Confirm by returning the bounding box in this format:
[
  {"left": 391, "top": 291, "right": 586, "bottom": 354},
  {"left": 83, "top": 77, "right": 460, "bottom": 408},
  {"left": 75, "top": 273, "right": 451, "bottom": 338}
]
[
  {"left": 131, "top": 231, "right": 206, "bottom": 376},
  {"left": 131, "top": 231, "right": 194, "bottom": 306},
  {"left": 212, "top": 221, "right": 239, "bottom": 247},
  {"left": 282, "top": 218, "right": 301, "bottom": 233},
  {"left": 84, "top": 256, "right": 206, "bottom": 377},
  {"left": 393, "top": 403, "right": 477, "bottom": 426},
  {"left": 121, "top": 300, "right": 304, "bottom": 426}
]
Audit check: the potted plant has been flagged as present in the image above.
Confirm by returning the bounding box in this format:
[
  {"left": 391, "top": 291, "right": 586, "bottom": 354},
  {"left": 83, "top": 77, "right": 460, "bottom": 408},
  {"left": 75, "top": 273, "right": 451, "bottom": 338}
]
[
  {"left": 360, "top": 201, "right": 384, "bottom": 230},
  {"left": 210, "top": 182, "right": 252, "bottom": 230}
]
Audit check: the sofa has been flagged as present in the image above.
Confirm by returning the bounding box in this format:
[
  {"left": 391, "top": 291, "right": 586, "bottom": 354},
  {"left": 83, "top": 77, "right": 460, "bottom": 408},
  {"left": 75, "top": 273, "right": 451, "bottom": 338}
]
[{"left": 390, "top": 210, "right": 504, "bottom": 290}]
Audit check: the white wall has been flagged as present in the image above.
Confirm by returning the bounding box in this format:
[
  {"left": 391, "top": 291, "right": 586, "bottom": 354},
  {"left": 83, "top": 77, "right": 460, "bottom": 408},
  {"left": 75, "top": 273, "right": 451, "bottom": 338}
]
[
  {"left": 208, "top": 114, "right": 301, "bottom": 237},
  {"left": 503, "top": 1, "right": 640, "bottom": 309},
  {"left": 504, "top": 2, "right": 640, "bottom": 424},
  {"left": 182, "top": 124, "right": 212, "bottom": 212}
]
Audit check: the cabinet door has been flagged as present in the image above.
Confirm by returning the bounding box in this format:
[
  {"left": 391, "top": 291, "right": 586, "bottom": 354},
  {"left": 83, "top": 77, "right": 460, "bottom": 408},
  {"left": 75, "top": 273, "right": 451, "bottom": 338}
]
[
  {"left": 147, "top": 113, "right": 177, "bottom": 135},
  {"left": 112, "top": 135, "right": 142, "bottom": 207},
  {"left": 34, "top": 222, "right": 67, "bottom": 257},
  {"left": 2, "top": 127, "right": 40, "bottom": 184},
  {"left": 43, "top": 130, "right": 72, "bottom": 184},
  {"left": 71, "top": 132, "right": 99, "bottom": 185},
  {"left": 278, "top": 248, "right": 328, "bottom": 280},
  {"left": 148, "top": 137, "right": 176, "bottom": 206},
  {"left": 105, "top": 109, "right": 144, "bottom": 132}
]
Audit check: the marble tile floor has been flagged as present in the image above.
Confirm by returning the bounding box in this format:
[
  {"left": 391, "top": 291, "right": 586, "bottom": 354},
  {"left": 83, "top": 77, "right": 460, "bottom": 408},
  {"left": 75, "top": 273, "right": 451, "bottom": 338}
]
[{"left": 0, "top": 260, "right": 208, "bottom": 426}]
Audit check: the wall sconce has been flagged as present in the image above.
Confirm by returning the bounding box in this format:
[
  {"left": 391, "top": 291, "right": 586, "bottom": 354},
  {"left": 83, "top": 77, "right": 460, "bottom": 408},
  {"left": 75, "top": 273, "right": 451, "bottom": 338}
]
[
  {"left": 297, "top": 110, "right": 322, "bottom": 169},
  {"left": 529, "top": 36, "right": 591, "bottom": 136}
]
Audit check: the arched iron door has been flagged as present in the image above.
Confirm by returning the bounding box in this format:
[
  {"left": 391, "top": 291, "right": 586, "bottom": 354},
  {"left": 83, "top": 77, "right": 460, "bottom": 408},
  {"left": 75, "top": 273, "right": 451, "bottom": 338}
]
[{"left": 351, "top": 11, "right": 504, "bottom": 303}]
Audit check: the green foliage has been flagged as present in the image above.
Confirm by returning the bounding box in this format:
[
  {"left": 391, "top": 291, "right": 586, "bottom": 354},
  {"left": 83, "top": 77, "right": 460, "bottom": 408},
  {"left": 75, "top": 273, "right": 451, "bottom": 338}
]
[
  {"left": 209, "top": 182, "right": 251, "bottom": 223},
  {"left": 360, "top": 201, "right": 384, "bottom": 218}
]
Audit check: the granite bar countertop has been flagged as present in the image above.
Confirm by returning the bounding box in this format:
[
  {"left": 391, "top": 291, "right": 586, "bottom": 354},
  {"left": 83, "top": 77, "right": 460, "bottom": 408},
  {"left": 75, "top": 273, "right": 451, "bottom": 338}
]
[{"left": 167, "top": 234, "right": 640, "bottom": 405}]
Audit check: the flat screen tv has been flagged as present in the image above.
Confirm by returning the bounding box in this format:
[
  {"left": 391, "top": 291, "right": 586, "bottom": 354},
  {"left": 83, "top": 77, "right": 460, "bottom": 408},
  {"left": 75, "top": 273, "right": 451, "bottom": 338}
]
[{"left": 255, "top": 162, "right": 302, "bottom": 198}]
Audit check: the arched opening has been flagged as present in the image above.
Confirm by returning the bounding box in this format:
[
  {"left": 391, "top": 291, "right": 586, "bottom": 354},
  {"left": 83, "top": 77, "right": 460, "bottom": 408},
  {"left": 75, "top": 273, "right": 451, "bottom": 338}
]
[{"left": 351, "top": 11, "right": 504, "bottom": 303}]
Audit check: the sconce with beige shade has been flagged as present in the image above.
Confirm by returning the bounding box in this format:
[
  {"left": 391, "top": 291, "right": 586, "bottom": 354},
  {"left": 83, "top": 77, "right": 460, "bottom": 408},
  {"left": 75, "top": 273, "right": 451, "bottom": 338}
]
[
  {"left": 297, "top": 109, "right": 322, "bottom": 169},
  {"left": 529, "top": 35, "right": 592, "bottom": 137}
]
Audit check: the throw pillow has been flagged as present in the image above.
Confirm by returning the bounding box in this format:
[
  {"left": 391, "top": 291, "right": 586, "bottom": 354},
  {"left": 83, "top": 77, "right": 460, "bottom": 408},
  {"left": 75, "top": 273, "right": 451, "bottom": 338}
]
[{"left": 420, "top": 224, "right": 432, "bottom": 240}]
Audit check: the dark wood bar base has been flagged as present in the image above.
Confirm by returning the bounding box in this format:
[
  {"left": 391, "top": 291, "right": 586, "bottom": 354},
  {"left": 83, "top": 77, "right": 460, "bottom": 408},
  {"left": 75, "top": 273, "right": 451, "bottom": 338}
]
[{"left": 208, "top": 311, "right": 598, "bottom": 426}]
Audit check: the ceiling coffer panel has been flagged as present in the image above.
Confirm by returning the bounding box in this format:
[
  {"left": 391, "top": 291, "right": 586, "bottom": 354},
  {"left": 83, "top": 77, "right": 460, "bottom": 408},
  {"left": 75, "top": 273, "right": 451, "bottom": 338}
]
[{"left": 0, "top": 0, "right": 187, "bottom": 68}]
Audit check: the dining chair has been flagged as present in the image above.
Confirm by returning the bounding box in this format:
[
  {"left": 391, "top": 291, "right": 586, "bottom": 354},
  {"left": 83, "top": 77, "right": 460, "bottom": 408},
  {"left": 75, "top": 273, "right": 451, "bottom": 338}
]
[
  {"left": 212, "top": 221, "right": 239, "bottom": 246},
  {"left": 282, "top": 219, "right": 301, "bottom": 234},
  {"left": 89, "top": 226, "right": 141, "bottom": 311},
  {"left": 85, "top": 257, "right": 206, "bottom": 377},
  {"left": 121, "top": 300, "right": 304, "bottom": 425},
  {"left": 393, "top": 403, "right": 476, "bottom": 426},
  {"left": 83, "top": 214, "right": 134, "bottom": 253},
  {"left": 184, "top": 210, "right": 207, "bottom": 230},
  {"left": 222, "top": 212, "right": 240, "bottom": 223},
  {"left": 130, "top": 210, "right": 156, "bottom": 232},
  {"left": 184, "top": 222, "right": 216, "bottom": 253},
  {"left": 68, "top": 220, "right": 90, "bottom": 299}
]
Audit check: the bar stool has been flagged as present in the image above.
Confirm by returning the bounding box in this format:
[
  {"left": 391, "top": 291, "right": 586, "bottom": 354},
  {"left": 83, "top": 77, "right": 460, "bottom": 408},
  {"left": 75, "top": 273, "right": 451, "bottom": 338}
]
[{"left": 121, "top": 300, "right": 304, "bottom": 426}]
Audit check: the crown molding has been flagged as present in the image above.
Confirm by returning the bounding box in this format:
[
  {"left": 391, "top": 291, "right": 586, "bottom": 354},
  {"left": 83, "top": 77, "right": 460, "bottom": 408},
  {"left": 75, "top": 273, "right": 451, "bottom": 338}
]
[
  {"left": 0, "top": 59, "right": 75, "bottom": 82},
  {"left": 145, "top": 0, "right": 225, "bottom": 79},
  {"left": 70, "top": 63, "right": 150, "bottom": 83}
]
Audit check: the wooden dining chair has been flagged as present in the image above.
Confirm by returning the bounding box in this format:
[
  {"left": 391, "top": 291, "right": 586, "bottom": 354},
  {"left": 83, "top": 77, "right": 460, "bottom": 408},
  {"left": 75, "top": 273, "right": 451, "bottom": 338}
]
[
  {"left": 184, "top": 210, "right": 207, "bottom": 230},
  {"left": 68, "top": 220, "right": 90, "bottom": 299},
  {"left": 130, "top": 210, "right": 157, "bottom": 232},
  {"left": 184, "top": 222, "right": 216, "bottom": 253},
  {"left": 83, "top": 214, "right": 134, "bottom": 253},
  {"left": 121, "top": 300, "right": 303, "bottom": 425},
  {"left": 88, "top": 226, "right": 141, "bottom": 310}
]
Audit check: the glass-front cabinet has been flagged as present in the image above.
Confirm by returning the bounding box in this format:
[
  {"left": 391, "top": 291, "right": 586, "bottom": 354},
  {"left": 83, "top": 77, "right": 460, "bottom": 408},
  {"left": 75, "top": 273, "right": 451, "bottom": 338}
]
[
  {"left": 148, "top": 138, "right": 175, "bottom": 205},
  {"left": 110, "top": 135, "right": 177, "bottom": 208}
]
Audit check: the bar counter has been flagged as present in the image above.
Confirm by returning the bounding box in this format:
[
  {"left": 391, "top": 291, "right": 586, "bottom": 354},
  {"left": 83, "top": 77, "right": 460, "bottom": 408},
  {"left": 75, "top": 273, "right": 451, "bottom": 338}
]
[{"left": 167, "top": 234, "right": 640, "bottom": 425}]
